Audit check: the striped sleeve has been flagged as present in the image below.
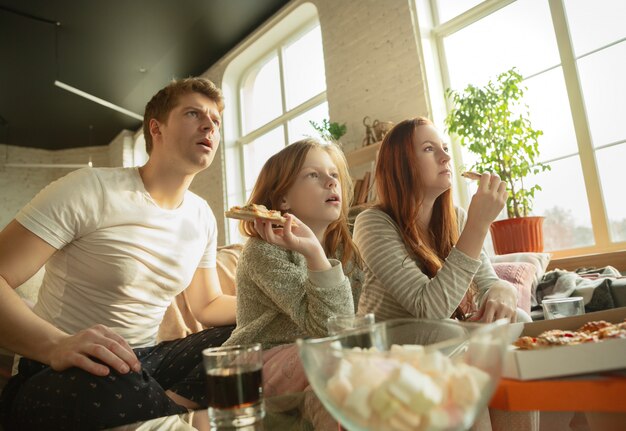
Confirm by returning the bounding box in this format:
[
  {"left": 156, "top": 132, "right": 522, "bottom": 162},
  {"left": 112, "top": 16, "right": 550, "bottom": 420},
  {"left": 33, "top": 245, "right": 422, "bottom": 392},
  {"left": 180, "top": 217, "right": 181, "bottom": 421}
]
[
  {"left": 456, "top": 208, "right": 516, "bottom": 305},
  {"left": 353, "top": 208, "right": 482, "bottom": 320}
]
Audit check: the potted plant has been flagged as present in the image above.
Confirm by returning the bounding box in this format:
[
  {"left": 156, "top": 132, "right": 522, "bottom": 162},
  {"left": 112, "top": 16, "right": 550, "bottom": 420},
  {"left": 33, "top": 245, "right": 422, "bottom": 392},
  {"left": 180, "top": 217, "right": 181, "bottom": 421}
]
[
  {"left": 309, "top": 119, "right": 347, "bottom": 143},
  {"left": 444, "top": 67, "right": 550, "bottom": 254}
]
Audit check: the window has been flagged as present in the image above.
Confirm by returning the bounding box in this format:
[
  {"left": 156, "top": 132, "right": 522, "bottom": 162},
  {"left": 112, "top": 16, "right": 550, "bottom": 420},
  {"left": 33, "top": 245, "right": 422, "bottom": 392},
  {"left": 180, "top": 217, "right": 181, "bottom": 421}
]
[
  {"left": 132, "top": 133, "right": 148, "bottom": 167},
  {"left": 222, "top": 4, "right": 327, "bottom": 243},
  {"left": 418, "top": 0, "right": 626, "bottom": 256}
]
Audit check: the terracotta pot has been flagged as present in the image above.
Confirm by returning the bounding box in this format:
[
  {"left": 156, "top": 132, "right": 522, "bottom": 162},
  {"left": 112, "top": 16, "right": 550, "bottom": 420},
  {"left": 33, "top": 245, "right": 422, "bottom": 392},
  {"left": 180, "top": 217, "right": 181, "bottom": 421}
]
[{"left": 489, "top": 216, "right": 545, "bottom": 255}]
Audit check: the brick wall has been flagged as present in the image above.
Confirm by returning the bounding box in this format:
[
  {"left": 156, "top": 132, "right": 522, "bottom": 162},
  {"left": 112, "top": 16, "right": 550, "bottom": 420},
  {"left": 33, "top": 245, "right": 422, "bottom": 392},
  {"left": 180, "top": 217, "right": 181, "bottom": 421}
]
[
  {"left": 316, "top": 0, "right": 429, "bottom": 155},
  {"left": 0, "top": 143, "right": 114, "bottom": 229}
]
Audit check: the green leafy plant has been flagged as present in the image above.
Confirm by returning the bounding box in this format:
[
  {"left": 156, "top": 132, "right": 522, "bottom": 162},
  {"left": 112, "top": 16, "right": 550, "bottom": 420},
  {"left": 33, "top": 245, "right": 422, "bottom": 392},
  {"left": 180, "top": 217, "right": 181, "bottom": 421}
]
[
  {"left": 309, "top": 119, "right": 347, "bottom": 142},
  {"left": 445, "top": 68, "right": 550, "bottom": 218}
]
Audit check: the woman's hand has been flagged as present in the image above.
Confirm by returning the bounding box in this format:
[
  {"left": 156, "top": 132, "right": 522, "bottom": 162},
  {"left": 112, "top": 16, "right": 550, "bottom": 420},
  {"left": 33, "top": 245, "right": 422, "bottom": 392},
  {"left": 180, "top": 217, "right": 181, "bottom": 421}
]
[
  {"left": 456, "top": 173, "right": 508, "bottom": 259},
  {"left": 48, "top": 324, "right": 141, "bottom": 376},
  {"left": 469, "top": 283, "right": 518, "bottom": 323},
  {"left": 466, "top": 173, "right": 508, "bottom": 230},
  {"left": 254, "top": 214, "right": 331, "bottom": 271}
]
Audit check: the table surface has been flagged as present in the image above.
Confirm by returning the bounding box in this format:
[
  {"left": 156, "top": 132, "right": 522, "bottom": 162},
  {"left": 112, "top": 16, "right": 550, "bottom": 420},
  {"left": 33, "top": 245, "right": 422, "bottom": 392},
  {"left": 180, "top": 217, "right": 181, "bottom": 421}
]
[
  {"left": 490, "top": 370, "right": 626, "bottom": 412},
  {"left": 106, "top": 391, "right": 319, "bottom": 431},
  {"left": 107, "top": 371, "right": 626, "bottom": 430}
]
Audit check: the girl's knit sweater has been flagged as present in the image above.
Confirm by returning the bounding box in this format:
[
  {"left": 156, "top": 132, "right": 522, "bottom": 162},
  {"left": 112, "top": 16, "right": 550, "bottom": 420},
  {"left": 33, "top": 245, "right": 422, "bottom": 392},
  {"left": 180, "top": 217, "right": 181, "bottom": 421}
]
[{"left": 223, "top": 237, "right": 362, "bottom": 349}]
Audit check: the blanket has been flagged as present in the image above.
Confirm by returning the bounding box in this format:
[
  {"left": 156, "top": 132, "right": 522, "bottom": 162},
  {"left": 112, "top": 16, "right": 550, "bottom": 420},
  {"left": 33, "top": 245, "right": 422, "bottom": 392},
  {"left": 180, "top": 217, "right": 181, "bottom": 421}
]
[{"left": 534, "top": 266, "right": 626, "bottom": 313}]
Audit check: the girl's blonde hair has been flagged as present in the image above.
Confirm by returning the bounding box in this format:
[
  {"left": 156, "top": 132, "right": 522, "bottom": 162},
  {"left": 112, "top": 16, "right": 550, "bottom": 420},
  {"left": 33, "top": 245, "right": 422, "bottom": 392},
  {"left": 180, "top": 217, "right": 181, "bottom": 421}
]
[
  {"left": 375, "top": 117, "right": 473, "bottom": 319},
  {"left": 241, "top": 138, "right": 360, "bottom": 269}
]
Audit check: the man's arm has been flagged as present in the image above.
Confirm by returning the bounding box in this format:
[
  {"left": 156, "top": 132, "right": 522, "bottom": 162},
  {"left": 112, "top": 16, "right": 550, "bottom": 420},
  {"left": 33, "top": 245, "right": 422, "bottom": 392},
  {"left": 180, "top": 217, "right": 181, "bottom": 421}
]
[
  {"left": 0, "top": 220, "right": 140, "bottom": 376},
  {"left": 186, "top": 267, "right": 236, "bottom": 327}
]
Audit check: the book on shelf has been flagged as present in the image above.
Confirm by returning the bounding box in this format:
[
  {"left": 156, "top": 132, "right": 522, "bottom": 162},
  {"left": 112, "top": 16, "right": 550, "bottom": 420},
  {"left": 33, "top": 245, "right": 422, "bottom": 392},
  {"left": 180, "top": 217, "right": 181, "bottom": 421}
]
[
  {"left": 356, "top": 171, "right": 370, "bottom": 205},
  {"left": 352, "top": 179, "right": 364, "bottom": 206}
]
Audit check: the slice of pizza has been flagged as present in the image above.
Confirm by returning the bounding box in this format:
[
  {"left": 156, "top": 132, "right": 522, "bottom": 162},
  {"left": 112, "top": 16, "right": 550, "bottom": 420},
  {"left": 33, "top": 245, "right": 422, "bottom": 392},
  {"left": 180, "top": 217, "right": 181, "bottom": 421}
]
[
  {"left": 225, "top": 204, "right": 295, "bottom": 226},
  {"left": 461, "top": 171, "right": 482, "bottom": 181}
]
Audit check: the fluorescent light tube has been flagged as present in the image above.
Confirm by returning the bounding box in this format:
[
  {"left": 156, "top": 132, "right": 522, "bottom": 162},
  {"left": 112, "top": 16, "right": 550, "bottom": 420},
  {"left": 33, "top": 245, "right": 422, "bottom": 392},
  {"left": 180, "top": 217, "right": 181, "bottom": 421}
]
[{"left": 54, "top": 80, "right": 144, "bottom": 121}]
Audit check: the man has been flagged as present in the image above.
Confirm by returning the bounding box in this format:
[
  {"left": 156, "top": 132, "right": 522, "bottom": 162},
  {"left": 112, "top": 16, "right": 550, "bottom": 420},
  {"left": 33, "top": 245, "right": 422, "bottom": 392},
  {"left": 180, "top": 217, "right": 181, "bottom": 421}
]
[{"left": 0, "top": 77, "right": 236, "bottom": 430}]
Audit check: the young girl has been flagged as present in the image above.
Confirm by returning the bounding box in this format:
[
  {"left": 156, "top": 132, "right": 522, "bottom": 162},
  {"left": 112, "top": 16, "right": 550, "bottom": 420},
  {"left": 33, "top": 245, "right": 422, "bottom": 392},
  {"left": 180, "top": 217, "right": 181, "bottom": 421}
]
[
  {"left": 354, "top": 117, "right": 530, "bottom": 323},
  {"left": 223, "top": 138, "right": 362, "bottom": 350}
]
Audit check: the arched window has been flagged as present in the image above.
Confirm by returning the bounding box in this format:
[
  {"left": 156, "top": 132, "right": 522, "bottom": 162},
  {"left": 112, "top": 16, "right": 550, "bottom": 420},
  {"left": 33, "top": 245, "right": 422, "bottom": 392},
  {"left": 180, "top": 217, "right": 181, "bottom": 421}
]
[{"left": 222, "top": 3, "right": 327, "bottom": 242}]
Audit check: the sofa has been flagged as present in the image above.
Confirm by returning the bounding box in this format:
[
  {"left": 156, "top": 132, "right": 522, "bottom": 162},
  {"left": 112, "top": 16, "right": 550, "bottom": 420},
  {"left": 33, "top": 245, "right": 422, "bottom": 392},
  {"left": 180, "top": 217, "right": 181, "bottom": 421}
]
[{"left": 0, "top": 246, "right": 541, "bottom": 398}]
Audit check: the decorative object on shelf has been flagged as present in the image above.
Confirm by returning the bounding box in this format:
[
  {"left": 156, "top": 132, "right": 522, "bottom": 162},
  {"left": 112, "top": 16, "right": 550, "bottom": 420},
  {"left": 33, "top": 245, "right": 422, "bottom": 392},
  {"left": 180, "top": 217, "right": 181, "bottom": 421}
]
[
  {"left": 372, "top": 119, "right": 394, "bottom": 142},
  {"left": 309, "top": 119, "right": 347, "bottom": 143},
  {"left": 361, "top": 116, "right": 378, "bottom": 147},
  {"left": 445, "top": 67, "right": 550, "bottom": 254}
]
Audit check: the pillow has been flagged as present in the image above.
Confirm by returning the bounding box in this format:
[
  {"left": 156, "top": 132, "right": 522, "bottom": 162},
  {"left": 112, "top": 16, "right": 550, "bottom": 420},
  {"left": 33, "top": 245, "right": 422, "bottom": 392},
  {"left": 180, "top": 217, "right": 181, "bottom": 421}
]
[
  {"left": 492, "top": 262, "right": 537, "bottom": 314},
  {"left": 489, "top": 252, "right": 551, "bottom": 291}
]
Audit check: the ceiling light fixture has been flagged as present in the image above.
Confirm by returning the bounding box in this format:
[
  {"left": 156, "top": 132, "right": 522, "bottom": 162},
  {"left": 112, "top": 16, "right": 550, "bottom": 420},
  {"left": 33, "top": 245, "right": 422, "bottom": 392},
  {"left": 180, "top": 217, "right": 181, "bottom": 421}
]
[{"left": 54, "top": 80, "right": 144, "bottom": 121}]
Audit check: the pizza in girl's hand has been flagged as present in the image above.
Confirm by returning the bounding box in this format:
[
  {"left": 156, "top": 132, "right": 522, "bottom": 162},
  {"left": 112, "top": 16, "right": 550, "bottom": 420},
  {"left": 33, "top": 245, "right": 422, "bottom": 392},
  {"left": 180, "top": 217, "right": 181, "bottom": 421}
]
[{"left": 225, "top": 204, "right": 296, "bottom": 226}]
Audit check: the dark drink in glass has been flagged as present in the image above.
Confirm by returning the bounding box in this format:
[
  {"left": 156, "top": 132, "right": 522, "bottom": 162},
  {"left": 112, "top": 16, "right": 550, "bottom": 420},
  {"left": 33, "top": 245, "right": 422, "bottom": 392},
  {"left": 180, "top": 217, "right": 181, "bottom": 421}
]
[
  {"left": 205, "top": 366, "right": 263, "bottom": 409},
  {"left": 203, "top": 343, "right": 265, "bottom": 427}
]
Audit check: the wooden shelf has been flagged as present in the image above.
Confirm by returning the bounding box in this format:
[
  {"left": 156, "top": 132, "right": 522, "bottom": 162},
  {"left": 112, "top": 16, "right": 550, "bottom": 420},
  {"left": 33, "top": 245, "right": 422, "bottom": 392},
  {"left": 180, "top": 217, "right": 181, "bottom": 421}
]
[
  {"left": 547, "top": 250, "right": 626, "bottom": 272},
  {"left": 345, "top": 141, "right": 381, "bottom": 168}
]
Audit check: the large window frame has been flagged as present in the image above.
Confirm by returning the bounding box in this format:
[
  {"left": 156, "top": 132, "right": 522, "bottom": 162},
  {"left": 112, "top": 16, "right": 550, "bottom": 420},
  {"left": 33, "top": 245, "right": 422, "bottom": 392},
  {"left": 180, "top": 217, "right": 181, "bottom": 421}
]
[
  {"left": 221, "top": 3, "right": 325, "bottom": 244},
  {"left": 416, "top": 0, "right": 626, "bottom": 258}
]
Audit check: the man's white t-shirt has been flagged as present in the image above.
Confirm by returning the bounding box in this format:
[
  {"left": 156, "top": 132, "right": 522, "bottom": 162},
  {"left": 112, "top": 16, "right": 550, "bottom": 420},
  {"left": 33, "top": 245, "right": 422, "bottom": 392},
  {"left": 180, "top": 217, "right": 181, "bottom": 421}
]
[{"left": 16, "top": 167, "right": 217, "bottom": 348}]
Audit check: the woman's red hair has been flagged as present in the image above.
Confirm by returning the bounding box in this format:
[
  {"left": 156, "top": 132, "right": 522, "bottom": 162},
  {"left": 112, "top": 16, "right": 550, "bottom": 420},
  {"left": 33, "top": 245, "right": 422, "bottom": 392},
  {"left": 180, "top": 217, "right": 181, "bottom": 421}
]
[{"left": 375, "top": 118, "right": 471, "bottom": 318}]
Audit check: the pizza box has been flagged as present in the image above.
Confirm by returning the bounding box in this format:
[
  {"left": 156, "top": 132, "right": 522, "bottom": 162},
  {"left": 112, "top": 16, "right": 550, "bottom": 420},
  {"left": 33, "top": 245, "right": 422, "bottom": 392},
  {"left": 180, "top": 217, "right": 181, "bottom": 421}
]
[{"left": 503, "top": 307, "right": 626, "bottom": 380}]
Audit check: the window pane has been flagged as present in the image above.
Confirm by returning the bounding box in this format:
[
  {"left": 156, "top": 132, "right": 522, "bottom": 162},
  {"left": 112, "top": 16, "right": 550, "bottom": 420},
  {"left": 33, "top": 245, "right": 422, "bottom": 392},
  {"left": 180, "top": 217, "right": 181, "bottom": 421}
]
[
  {"left": 241, "top": 54, "right": 282, "bottom": 133},
  {"left": 226, "top": 193, "right": 245, "bottom": 245},
  {"left": 435, "top": 0, "right": 483, "bottom": 23},
  {"left": 524, "top": 67, "right": 578, "bottom": 161},
  {"left": 243, "top": 127, "right": 285, "bottom": 193},
  {"left": 526, "top": 156, "right": 594, "bottom": 251},
  {"left": 287, "top": 102, "right": 329, "bottom": 142},
  {"left": 595, "top": 144, "right": 626, "bottom": 242},
  {"left": 444, "top": 0, "right": 560, "bottom": 90},
  {"left": 564, "top": 0, "right": 626, "bottom": 56},
  {"left": 133, "top": 134, "right": 148, "bottom": 167},
  {"left": 224, "top": 146, "right": 242, "bottom": 201},
  {"left": 283, "top": 25, "right": 326, "bottom": 110},
  {"left": 577, "top": 41, "right": 626, "bottom": 147}
]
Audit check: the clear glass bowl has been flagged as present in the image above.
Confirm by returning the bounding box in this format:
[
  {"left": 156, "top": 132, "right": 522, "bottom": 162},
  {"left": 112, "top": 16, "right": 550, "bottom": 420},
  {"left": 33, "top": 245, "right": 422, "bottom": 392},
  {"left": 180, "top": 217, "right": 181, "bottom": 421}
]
[{"left": 297, "top": 319, "right": 509, "bottom": 431}]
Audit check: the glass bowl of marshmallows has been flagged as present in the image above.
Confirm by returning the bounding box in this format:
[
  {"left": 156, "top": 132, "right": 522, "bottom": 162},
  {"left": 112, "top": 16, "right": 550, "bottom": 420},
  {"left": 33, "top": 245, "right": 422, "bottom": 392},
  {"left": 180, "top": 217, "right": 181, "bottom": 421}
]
[{"left": 297, "top": 318, "right": 509, "bottom": 431}]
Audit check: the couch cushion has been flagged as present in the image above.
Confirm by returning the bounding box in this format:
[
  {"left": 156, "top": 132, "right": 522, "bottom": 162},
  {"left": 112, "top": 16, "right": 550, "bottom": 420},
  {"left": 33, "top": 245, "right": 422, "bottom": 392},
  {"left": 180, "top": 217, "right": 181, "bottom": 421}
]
[{"left": 492, "top": 262, "right": 537, "bottom": 314}]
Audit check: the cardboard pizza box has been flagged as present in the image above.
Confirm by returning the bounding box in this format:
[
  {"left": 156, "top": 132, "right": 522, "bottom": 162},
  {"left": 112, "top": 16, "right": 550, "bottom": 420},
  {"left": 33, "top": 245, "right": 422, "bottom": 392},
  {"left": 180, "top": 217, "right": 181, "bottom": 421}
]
[{"left": 503, "top": 307, "right": 626, "bottom": 380}]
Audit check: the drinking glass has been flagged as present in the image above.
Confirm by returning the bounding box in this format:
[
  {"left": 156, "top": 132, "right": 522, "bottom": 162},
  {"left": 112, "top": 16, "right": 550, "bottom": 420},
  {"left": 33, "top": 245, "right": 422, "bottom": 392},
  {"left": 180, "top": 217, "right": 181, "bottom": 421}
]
[
  {"left": 327, "top": 313, "right": 375, "bottom": 335},
  {"left": 542, "top": 296, "right": 585, "bottom": 320},
  {"left": 202, "top": 343, "right": 264, "bottom": 428}
]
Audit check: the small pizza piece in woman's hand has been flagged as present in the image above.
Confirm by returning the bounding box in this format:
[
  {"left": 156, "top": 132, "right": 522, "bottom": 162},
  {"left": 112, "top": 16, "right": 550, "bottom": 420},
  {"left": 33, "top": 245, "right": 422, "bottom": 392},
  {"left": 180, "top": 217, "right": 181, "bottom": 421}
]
[
  {"left": 225, "top": 204, "right": 297, "bottom": 226},
  {"left": 461, "top": 171, "right": 482, "bottom": 181}
]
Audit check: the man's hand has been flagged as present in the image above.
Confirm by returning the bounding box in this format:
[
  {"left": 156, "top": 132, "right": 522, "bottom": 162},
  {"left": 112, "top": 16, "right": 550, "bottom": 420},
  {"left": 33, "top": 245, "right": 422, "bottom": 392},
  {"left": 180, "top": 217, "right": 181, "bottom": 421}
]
[{"left": 48, "top": 325, "right": 141, "bottom": 376}]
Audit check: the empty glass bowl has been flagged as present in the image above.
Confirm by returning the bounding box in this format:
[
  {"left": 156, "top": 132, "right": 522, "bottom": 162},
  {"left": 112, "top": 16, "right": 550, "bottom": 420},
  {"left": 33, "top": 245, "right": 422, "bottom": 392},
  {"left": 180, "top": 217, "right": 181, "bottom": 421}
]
[{"left": 297, "top": 318, "right": 509, "bottom": 431}]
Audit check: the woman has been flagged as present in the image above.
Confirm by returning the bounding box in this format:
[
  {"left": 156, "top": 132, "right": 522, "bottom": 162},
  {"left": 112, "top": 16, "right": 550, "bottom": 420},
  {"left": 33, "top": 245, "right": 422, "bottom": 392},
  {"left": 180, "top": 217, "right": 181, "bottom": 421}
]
[{"left": 354, "top": 117, "right": 530, "bottom": 323}]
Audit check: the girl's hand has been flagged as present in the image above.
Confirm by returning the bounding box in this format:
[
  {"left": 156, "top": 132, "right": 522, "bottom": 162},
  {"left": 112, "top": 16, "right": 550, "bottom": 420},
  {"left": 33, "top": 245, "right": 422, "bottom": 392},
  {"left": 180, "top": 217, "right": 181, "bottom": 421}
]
[
  {"left": 468, "top": 283, "right": 518, "bottom": 323},
  {"left": 254, "top": 214, "right": 331, "bottom": 271},
  {"left": 466, "top": 173, "right": 508, "bottom": 230}
]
